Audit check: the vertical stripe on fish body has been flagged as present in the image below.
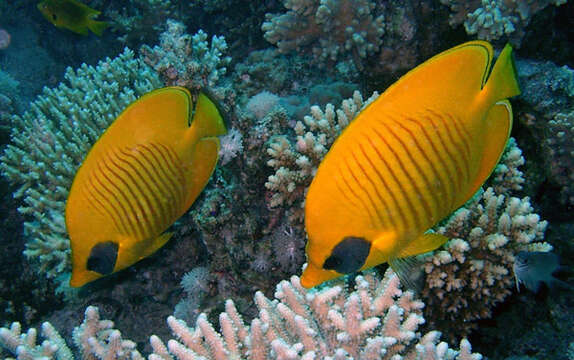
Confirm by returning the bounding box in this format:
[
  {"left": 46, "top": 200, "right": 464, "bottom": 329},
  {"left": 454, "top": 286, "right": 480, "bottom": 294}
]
[
  {"left": 66, "top": 87, "right": 227, "bottom": 287},
  {"left": 301, "top": 41, "right": 521, "bottom": 288}
]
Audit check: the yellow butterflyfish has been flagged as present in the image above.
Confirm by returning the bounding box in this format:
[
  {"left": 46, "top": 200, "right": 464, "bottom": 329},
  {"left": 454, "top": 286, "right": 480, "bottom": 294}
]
[
  {"left": 66, "top": 87, "right": 227, "bottom": 287},
  {"left": 301, "top": 41, "right": 521, "bottom": 288},
  {"left": 37, "top": 0, "right": 109, "bottom": 36}
]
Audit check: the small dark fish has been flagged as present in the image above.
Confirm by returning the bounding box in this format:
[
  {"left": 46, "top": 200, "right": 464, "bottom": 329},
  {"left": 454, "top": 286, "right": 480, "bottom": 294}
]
[{"left": 513, "top": 251, "right": 571, "bottom": 293}]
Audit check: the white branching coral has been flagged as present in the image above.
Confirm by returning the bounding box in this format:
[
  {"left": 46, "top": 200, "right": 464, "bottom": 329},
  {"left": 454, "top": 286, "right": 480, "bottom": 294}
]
[
  {"left": 150, "top": 269, "right": 481, "bottom": 359},
  {"left": 0, "top": 271, "right": 483, "bottom": 360},
  {"left": 72, "top": 306, "right": 143, "bottom": 360},
  {"left": 421, "top": 186, "right": 551, "bottom": 338},
  {"left": 490, "top": 137, "right": 525, "bottom": 194},
  {"left": 265, "top": 91, "right": 379, "bottom": 222},
  {"left": 0, "top": 49, "right": 162, "bottom": 285},
  {"left": 0, "top": 321, "right": 73, "bottom": 360}
]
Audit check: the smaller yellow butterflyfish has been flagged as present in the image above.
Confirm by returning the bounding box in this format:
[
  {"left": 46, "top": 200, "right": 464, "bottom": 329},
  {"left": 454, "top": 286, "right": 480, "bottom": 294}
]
[
  {"left": 37, "top": 0, "right": 109, "bottom": 36},
  {"left": 301, "top": 41, "right": 521, "bottom": 289},
  {"left": 66, "top": 87, "right": 227, "bottom": 287}
]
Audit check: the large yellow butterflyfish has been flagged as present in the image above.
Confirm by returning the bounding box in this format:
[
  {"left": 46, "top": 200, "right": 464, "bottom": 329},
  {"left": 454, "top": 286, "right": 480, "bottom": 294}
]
[
  {"left": 66, "top": 87, "right": 227, "bottom": 287},
  {"left": 301, "top": 41, "right": 520, "bottom": 288}
]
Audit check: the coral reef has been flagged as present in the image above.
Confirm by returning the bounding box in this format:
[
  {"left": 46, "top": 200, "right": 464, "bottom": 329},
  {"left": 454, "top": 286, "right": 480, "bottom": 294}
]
[
  {"left": 262, "top": 0, "right": 385, "bottom": 68},
  {"left": 265, "top": 91, "right": 379, "bottom": 224},
  {"left": 140, "top": 20, "right": 231, "bottom": 93},
  {"left": 0, "top": 49, "right": 162, "bottom": 287},
  {"left": 0, "top": 270, "right": 483, "bottom": 360},
  {"left": 421, "top": 183, "right": 550, "bottom": 339},
  {"left": 102, "top": 0, "right": 182, "bottom": 46},
  {"left": 440, "top": 0, "right": 568, "bottom": 45},
  {"left": 0, "top": 69, "right": 19, "bottom": 131},
  {"left": 515, "top": 58, "right": 574, "bottom": 205}
]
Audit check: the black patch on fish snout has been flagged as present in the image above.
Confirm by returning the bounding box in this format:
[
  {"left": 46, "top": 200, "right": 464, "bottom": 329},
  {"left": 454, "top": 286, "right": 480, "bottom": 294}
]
[
  {"left": 87, "top": 241, "right": 119, "bottom": 275},
  {"left": 323, "top": 236, "right": 370, "bottom": 274}
]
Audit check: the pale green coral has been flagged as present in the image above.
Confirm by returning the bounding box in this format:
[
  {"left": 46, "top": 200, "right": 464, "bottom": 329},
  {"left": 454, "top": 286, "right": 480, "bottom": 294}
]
[
  {"left": 441, "top": 0, "right": 568, "bottom": 44},
  {"left": 0, "top": 48, "right": 162, "bottom": 286}
]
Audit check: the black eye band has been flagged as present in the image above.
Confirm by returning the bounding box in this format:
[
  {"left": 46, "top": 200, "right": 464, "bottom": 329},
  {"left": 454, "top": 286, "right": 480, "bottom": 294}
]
[
  {"left": 323, "top": 236, "right": 370, "bottom": 274},
  {"left": 87, "top": 241, "right": 119, "bottom": 275}
]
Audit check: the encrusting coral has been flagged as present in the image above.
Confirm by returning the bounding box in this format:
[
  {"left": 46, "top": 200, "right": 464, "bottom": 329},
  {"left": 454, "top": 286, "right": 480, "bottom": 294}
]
[
  {"left": 0, "top": 269, "right": 483, "bottom": 360},
  {"left": 515, "top": 58, "right": 574, "bottom": 205},
  {"left": 262, "top": 0, "right": 385, "bottom": 68},
  {"left": 140, "top": 19, "right": 231, "bottom": 93},
  {"left": 0, "top": 49, "right": 162, "bottom": 288}
]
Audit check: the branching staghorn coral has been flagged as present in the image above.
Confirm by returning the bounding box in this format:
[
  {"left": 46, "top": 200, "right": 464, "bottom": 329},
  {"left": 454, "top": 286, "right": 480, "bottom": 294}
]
[
  {"left": 0, "top": 49, "right": 162, "bottom": 286},
  {"left": 440, "top": 0, "right": 568, "bottom": 45},
  {"left": 265, "top": 90, "right": 379, "bottom": 224},
  {"left": 0, "top": 270, "right": 483, "bottom": 360},
  {"left": 262, "top": 0, "right": 385, "bottom": 68}
]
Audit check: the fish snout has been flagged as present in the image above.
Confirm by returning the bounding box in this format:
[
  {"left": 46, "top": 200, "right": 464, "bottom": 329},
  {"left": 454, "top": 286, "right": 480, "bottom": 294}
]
[{"left": 300, "top": 262, "right": 341, "bottom": 288}]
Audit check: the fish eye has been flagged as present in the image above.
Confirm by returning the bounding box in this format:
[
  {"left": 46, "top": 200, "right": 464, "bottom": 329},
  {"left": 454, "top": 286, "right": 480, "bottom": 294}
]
[
  {"left": 87, "top": 241, "right": 119, "bottom": 275},
  {"left": 52, "top": 13, "right": 57, "bottom": 21},
  {"left": 322, "top": 236, "right": 371, "bottom": 274}
]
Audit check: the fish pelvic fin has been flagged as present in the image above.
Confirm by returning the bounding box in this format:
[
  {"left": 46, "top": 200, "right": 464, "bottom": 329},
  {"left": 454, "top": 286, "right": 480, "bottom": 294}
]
[
  {"left": 397, "top": 232, "right": 449, "bottom": 258},
  {"left": 88, "top": 19, "right": 109, "bottom": 36}
]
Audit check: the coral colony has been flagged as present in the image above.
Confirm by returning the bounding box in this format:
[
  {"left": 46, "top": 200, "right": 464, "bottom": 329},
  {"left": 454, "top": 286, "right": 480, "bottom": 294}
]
[{"left": 0, "top": 0, "right": 572, "bottom": 358}]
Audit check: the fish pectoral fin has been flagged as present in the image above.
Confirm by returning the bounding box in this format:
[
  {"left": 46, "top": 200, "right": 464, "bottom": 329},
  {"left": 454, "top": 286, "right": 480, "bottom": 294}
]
[
  {"left": 461, "top": 100, "right": 512, "bottom": 204},
  {"left": 397, "top": 232, "right": 449, "bottom": 258},
  {"left": 88, "top": 19, "right": 109, "bottom": 36},
  {"left": 139, "top": 232, "right": 173, "bottom": 260}
]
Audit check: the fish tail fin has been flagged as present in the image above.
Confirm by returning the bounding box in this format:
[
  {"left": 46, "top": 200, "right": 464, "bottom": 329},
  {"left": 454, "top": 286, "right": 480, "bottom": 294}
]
[
  {"left": 192, "top": 91, "right": 228, "bottom": 139},
  {"left": 88, "top": 20, "right": 109, "bottom": 36},
  {"left": 482, "top": 43, "right": 521, "bottom": 104}
]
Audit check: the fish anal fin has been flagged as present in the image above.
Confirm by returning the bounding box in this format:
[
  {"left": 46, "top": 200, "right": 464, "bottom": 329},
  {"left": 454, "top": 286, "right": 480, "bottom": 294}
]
[
  {"left": 398, "top": 232, "right": 449, "bottom": 258},
  {"left": 183, "top": 137, "right": 220, "bottom": 209},
  {"left": 461, "top": 100, "right": 512, "bottom": 203}
]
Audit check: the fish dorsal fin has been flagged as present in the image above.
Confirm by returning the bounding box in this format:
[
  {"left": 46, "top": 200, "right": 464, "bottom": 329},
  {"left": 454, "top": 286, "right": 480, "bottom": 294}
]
[
  {"left": 112, "top": 87, "right": 192, "bottom": 145},
  {"left": 460, "top": 100, "right": 512, "bottom": 204},
  {"left": 375, "top": 41, "right": 494, "bottom": 111}
]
